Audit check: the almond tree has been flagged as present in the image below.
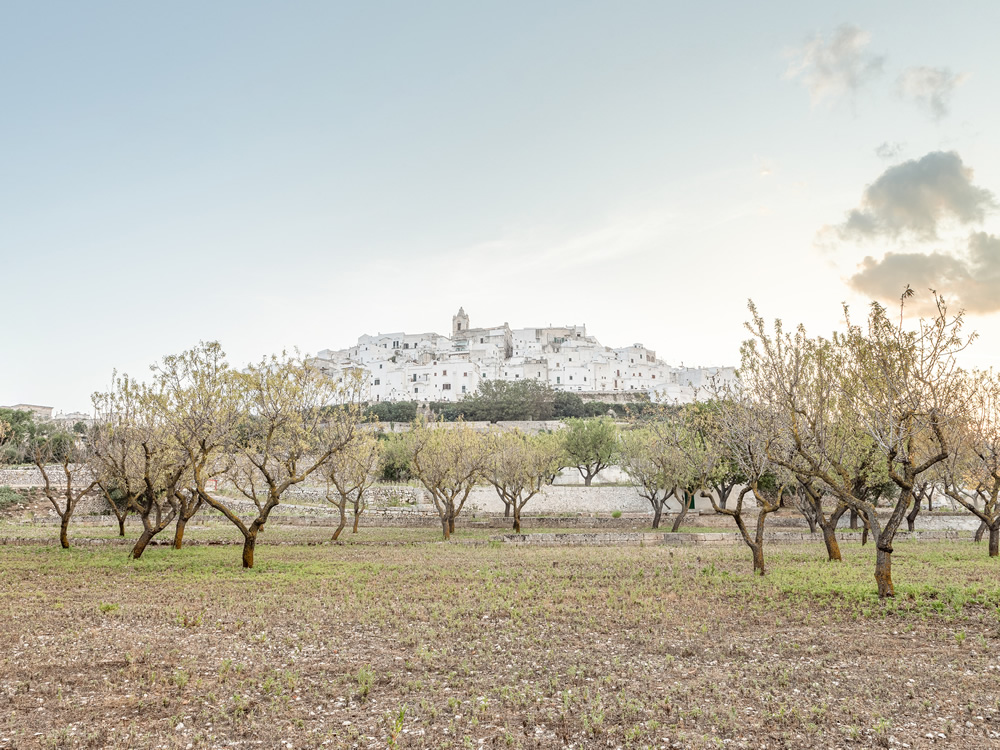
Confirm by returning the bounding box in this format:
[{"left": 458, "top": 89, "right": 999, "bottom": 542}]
[
  {"left": 152, "top": 342, "right": 238, "bottom": 549},
  {"left": 712, "top": 390, "right": 790, "bottom": 575},
  {"left": 407, "top": 420, "right": 487, "bottom": 540},
  {"left": 31, "top": 429, "right": 98, "bottom": 549},
  {"left": 939, "top": 371, "right": 1000, "bottom": 556},
  {"left": 485, "top": 430, "right": 563, "bottom": 533},
  {"left": 324, "top": 430, "right": 381, "bottom": 540},
  {"left": 740, "top": 296, "right": 970, "bottom": 596},
  {"left": 205, "top": 353, "right": 362, "bottom": 568},
  {"left": 619, "top": 427, "right": 674, "bottom": 529},
  {"left": 92, "top": 374, "right": 186, "bottom": 559}
]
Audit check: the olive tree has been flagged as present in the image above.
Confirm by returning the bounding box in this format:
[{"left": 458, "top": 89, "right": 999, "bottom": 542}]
[{"left": 562, "top": 417, "right": 618, "bottom": 486}]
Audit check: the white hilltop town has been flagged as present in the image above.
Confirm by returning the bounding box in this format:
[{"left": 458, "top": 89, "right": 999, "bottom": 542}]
[{"left": 313, "top": 307, "right": 735, "bottom": 404}]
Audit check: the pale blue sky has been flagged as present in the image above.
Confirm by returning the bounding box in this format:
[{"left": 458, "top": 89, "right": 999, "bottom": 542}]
[{"left": 3, "top": 2, "right": 1000, "bottom": 410}]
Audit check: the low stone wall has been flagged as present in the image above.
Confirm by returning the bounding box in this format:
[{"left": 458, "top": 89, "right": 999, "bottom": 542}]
[{"left": 494, "top": 529, "right": 966, "bottom": 547}]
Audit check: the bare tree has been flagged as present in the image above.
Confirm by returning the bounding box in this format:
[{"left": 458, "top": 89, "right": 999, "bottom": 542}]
[{"left": 31, "top": 430, "right": 99, "bottom": 549}]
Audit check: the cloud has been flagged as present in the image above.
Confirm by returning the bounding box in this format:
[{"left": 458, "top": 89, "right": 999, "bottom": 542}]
[
  {"left": 837, "top": 151, "right": 994, "bottom": 241},
  {"left": 897, "top": 66, "right": 968, "bottom": 120},
  {"left": 874, "top": 141, "right": 903, "bottom": 160},
  {"left": 849, "top": 233, "right": 1000, "bottom": 314},
  {"left": 785, "top": 24, "right": 884, "bottom": 106}
]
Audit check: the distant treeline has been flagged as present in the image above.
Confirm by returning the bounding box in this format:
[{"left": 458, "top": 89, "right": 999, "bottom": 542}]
[{"left": 365, "top": 379, "right": 658, "bottom": 423}]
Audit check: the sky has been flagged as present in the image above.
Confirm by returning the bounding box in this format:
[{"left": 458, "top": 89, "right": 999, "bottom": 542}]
[{"left": 3, "top": 1, "right": 1000, "bottom": 412}]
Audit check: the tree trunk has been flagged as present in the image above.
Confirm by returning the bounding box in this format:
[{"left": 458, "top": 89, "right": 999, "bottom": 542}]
[
  {"left": 584, "top": 473, "right": 593, "bottom": 487},
  {"left": 59, "top": 515, "right": 70, "bottom": 549},
  {"left": 751, "top": 544, "right": 764, "bottom": 576},
  {"left": 670, "top": 499, "right": 689, "bottom": 533},
  {"left": 448, "top": 515, "right": 455, "bottom": 535},
  {"left": 503, "top": 502, "right": 511, "bottom": 519},
  {"left": 990, "top": 525, "right": 999, "bottom": 558},
  {"left": 875, "top": 545, "right": 893, "bottom": 598},
  {"left": 906, "top": 497, "right": 921, "bottom": 532},
  {"left": 975, "top": 521, "right": 987, "bottom": 543},
  {"left": 651, "top": 504, "right": 662, "bottom": 530},
  {"left": 850, "top": 509, "right": 859, "bottom": 530},
  {"left": 131, "top": 529, "right": 152, "bottom": 560},
  {"left": 173, "top": 517, "right": 186, "bottom": 549},
  {"left": 440, "top": 516, "right": 450, "bottom": 541},
  {"left": 821, "top": 524, "right": 842, "bottom": 562},
  {"left": 117, "top": 517, "right": 126, "bottom": 537},
  {"left": 512, "top": 509, "right": 521, "bottom": 534},
  {"left": 242, "top": 532, "right": 257, "bottom": 569},
  {"left": 352, "top": 510, "right": 360, "bottom": 534},
  {"left": 332, "top": 503, "right": 347, "bottom": 541}
]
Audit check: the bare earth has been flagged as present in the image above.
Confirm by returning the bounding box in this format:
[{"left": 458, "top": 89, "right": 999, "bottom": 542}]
[{"left": 1, "top": 522, "right": 999, "bottom": 749}]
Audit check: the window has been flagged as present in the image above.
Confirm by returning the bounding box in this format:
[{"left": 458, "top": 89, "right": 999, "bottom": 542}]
[
  {"left": 374, "top": 378, "right": 380, "bottom": 385},
  {"left": 414, "top": 387, "right": 418, "bottom": 393},
  {"left": 461, "top": 385, "right": 466, "bottom": 393},
  {"left": 404, "top": 343, "right": 409, "bottom": 349},
  {"left": 457, "top": 323, "right": 462, "bottom": 331},
  {"left": 412, "top": 374, "right": 417, "bottom": 382},
  {"left": 556, "top": 376, "right": 561, "bottom": 384},
  {"left": 442, "top": 370, "right": 447, "bottom": 375},
  {"left": 442, "top": 383, "right": 452, "bottom": 390},
  {"left": 569, "top": 376, "right": 573, "bottom": 381},
  {"left": 480, "top": 338, "right": 484, "bottom": 344},
  {"left": 463, "top": 372, "right": 467, "bottom": 377}
]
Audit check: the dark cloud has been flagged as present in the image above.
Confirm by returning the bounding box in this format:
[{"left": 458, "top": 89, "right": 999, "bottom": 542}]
[
  {"left": 785, "top": 24, "right": 884, "bottom": 106},
  {"left": 897, "top": 66, "right": 967, "bottom": 120},
  {"left": 849, "top": 233, "right": 1000, "bottom": 314},
  {"left": 838, "top": 151, "right": 994, "bottom": 241},
  {"left": 874, "top": 141, "right": 904, "bottom": 160}
]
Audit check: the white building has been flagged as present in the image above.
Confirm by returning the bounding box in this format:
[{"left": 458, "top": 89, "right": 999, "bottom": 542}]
[{"left": 312, "top": 308, "right": 734, "bottom": 403}]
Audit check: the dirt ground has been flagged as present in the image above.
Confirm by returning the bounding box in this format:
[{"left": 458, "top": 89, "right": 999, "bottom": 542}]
[{"left": 1, "top": 526, "right": 999, "bottom": 749}]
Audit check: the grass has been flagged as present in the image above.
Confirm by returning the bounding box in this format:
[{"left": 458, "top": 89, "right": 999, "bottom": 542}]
[{"left": 2, "top": 534, "right": 1000, "bottom": 748}]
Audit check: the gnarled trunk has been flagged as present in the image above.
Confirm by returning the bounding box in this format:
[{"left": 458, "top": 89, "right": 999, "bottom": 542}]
[
  {"left": 875, "top": 545, "right": 893, "bottom": 598},
  {"left": 59, "top": 516, "right": 70, "bottom": 549},
  {"left": 173, "top": 517, "right": 186, "bottom": 550},
  {"left": 512, "top": 509, "right": 521, "bottom": 534},
  {"left": 990, "top": 525, "right": 999, "bottom": 558},
  {"left": 651, "top": 502, "right": 662, "bottom": 530},
  {"left": 821, "top": 524, "right": 842, "bottom": 562},
  {"left": 242, "top": 531, "right": 257, "bottom": 569},
  {"left": 670, "top": 498, "right": 689, "bottom": 533},
  {"left": 751, "top": 544, "right": 765, "bottom": 576},
  {"left": 117, "top": 517, "right": 126, "bottom": 537},
  {"left": 332, "top": 502, "right": 347, "bottom": 541},
  {"left": 975, "top": 521, "right": 987, "bottom": 543},
  {"left": 131, "top": 529, "right": 153, "bottom": 560}
]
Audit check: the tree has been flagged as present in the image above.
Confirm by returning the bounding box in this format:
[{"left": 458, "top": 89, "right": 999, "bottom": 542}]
[
  {"left": 712, "top": 391, "right": 790, "bottom": 575},
  {"left": 407, "top": 420, "right": 487, "bottom": 540},
  {"left": 562, "top": 417, "right": 618, "bottom": 486},
  {"left": 454, "top": 379, "right": 556, "bottom": 422},
  {"left": 553, "top": 392, "right": 586, "bottom": 419},
  {"left": 324, "top": 431, "right": 381, "bottom": 540},
  {"left": 740, "top": 296, "right": 970, "bottom": 596},
  {"left": 205, "top": 353, "right": 363, "bottom": 568},
  {"left": 485, "top": 430, "right": 562, "bottom": 532},
  {"left": 91, "top": 374, "right": 185, "bottom": 560},
  {"left": 939, "top": 371, "right": 1000, "bottom": 556},
  {"left": 152, "top": 342, "right": 238, "bottom": 550},
  {"left": 31, "top": 429, "right": 98, "bottom": 549},
  {"left": 378, "top": 432, "right": 413, "bottom": 482},
  {"left": 0, "top": 408, "right": 35, "bottom": 465},
  {"left": 619, "top": 427, "right": 675, "bottom": 529}
]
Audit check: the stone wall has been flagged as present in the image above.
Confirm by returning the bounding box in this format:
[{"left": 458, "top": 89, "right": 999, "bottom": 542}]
[{"left": 495, "top": 529, "right": 966, "bottom": 547}]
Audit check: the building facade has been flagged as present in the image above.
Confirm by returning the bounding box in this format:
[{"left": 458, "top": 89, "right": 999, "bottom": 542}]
[{"left": 313, "top": 308, "right": 735, "bottom": 404}]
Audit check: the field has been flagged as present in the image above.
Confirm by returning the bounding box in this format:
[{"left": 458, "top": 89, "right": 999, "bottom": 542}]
[{"left": 2, "top": 531, "right": 1000, "bottom": 749}]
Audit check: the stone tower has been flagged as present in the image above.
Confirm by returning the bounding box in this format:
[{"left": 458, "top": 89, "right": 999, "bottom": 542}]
[{"left": 452, "top": 306, "right": 469, "bottom": 337}]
